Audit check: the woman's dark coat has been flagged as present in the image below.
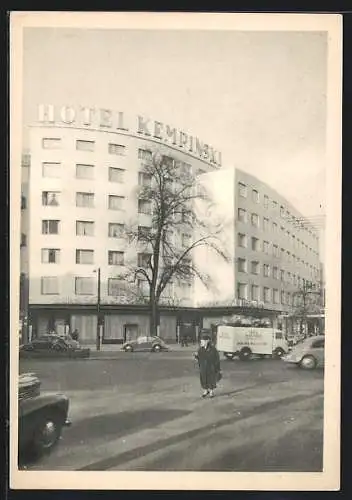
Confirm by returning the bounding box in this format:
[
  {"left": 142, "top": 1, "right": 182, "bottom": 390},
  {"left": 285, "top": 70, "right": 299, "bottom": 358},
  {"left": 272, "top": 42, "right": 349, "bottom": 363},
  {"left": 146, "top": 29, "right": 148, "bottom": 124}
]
[{"left": 196, "top": 344, "right": 221, "bottom": 390}]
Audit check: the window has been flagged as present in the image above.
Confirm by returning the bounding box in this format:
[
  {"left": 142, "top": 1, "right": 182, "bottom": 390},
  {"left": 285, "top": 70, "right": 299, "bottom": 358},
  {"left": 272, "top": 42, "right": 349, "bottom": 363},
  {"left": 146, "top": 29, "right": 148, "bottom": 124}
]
[
  {"left": 108, "top": 167, "right": 124, "bottom": 183},
  {"left": 76, "top": 192, "right": 94, "bottom": 208},
  {"left": 108, "top": 251, "right": 124, "bottom": 266},
  {"left": 138, "top": 225, "right": 151, "bottom": 241},
  {"left": 137, "top": 279, "right": 149, "bottom": 297},
  {"left": 280, "top": 205, "right": 285, "bottom": 217},
  {"left": 42, "top": 138, "right": 61, "bottom": 149},
  {"left": 293, "top": 274, "right": 297, "bottom": 286},
  {"left": 42, "top": 191, "right": 60, "bottom": 206},
  {"left": 251, "top": 261, "right": 259, "bottom": 274},
  {"left": 312, "top": 338, "right": 325, "bottom": 349},
  {"left": 76, "top": 249, "right": 94, "bottom": 264},
  {"left": 76, "top": 164, "right": 94, "bottom": 180},
  {"left": 108, "top": 278, "right": 126, "bottom": 296},
  {"left": 251, "top": 213, "right": 259, "bottom": 227},
  {"left": 109, "top": 223, "right": 124, "bottom": 238},
  {"left": 138, "top": 172, "right": 152, "bottom": 186},
  {"left": 21, "top": 196, "right": 27, "bottom": 209},
  {"left": 252, "top": 189, "right": 259, "bottom": 203},
  {"left": 264, "top": 195, "right": 269, "bottom": 208},
  {"left": 42, "top": 220, "right": 59, "bottom": 235},
  {"left": 108, "top": 195, "right": 124, "bottom": 210},
  {"left": 263, "top": 287, "right": 271, "bottom": 303},
  {"left": 42, "top": 162, "right": 61, "bottom": 178},
  {"left": 238, "top": 208, "right": 247, "bottom": 223},
  {"left": 138, "top": 148, "right": 152, "bottom": 161},
  {"left": 273, "top": 289, "right": 279, "bottom": 304},
  {"left": 76, "top": 220, "right": 95, "bottom": 236},
  {"left": 287, "top": 292, "right": 291, "bottom": 305},
  {"left": 238, "top": 182, "right": 247, "bottom": 198},
  {"left": 238, "top": 233, "right": 247, "bottom": 248},
  {"left": 286, "top": 230, "right": 290, "bottom": 241},
  {"left": 273, "top": 266, "right": 278, "bottom": 279},
  {"left": 263, "top": 264, "right": 270, "bottom": 277},
  {"left": 138, "top": 253, "right": 151, "bottom": 268},
  {"left": 238, "top": 258, "right": 247, "bottom": 272},
  {"left": 251, "top": 285, "right": 259, "bottom": 301},
  {"left": 76, "top": 140, "right": 95, "bottom": 152},
  {"left": 41, "top": 276, "right": 59, "bottom": 295},
  {"left": 237, "top": 282, "right": 248, "bottom": 300},
  {"left": 281, "top": 290, "right": 286, "bottom": 304},
  {"left": 108, "top": 143, "right": 125, "bottom": 155},
  {"left": 287, "top": 251, "right": 291, "bottom": 262},
  {"left": 75, "top": 277, "right": 94, "bottom": 295},
  {"left": 272, "top": 200, "right": 278, "bottom": 211},
  {"left": 273, "top": 244, "right": 279, "bottom": 257},
  {"left": 251, "top": 237, "right": 260, "bottom": 251},
  {"left": 138, "top": 199, "right": 152, "bottom": 215},
  {"left": 281, "top": 247, "right": 285, "bottom": 259},
  {"left": 280, "top": 269, "right": 285, "bottom": 282},
  {"left": 263, "top": 217, "right": 270, "bottom": 231},
  {"left": 272, "top": 222, "right": 278, "bottom": 233},
  {"left": 182, "top": 233, "right": 191, "bottom": 247},
  {"left": 20, "top": 233, "right": 27, "bottom": 247},
  {"left": 263, "top": 241, "right": 270, "bottom": 254},
  {"left": 41, "top": 249, "right": 60, "bottom": 264},
  {"left": 287, "top": 272, "right": 291, "bottom": 284}
]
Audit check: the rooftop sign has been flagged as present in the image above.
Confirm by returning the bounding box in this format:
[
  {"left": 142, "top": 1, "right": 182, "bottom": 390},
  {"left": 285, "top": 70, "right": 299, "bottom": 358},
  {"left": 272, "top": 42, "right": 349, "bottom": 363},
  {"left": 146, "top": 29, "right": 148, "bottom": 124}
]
[{"left": 37, "top": 104, "right": 222, "bottom": 167}]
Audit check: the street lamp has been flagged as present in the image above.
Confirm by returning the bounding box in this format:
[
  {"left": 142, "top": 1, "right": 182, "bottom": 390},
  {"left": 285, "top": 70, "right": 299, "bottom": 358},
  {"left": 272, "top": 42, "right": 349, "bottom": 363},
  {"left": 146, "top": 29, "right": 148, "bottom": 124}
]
[{"left": 93, "top": 268, "right": 101, "bottom": 351}]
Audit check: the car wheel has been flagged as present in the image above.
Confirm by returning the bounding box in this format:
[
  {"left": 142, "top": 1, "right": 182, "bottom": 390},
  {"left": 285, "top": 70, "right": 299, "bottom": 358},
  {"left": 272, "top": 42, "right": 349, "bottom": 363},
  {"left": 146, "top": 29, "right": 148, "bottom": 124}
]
[
  {"left": 239, "top": 347, "right": 252, "bottom": 361},
  {"left": 124, "top": 345, "right": 133, "bottom": 352},
  {"left": 299, "top": 355, "right": 317, "bottom": 370},
  {"left": 274, "top": 347, "right": 285, "bottom": 359},
  {"left": 32, "top": 412, "right": 64, "bottom": 455},
  {"left": 152, "top": 344, "right": 161, "bottom": 352},
  {"left": 224, "top": 353, "right": 235, "bottom": 360}
]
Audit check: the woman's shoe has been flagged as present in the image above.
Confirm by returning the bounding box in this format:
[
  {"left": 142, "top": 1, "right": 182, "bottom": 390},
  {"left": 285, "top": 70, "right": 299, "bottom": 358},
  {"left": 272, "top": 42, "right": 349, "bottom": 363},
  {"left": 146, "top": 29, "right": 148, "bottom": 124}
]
[
  {"left": 201, "top": 390, "right": 209, "bottom": 398},
  {"left": 209, "top": 390, "right": 215, "bottom": 398}
]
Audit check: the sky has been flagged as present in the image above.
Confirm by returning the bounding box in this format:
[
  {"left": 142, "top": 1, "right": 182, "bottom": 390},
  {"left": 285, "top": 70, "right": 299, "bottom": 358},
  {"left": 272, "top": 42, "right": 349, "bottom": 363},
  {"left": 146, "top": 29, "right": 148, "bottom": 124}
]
[{"left": 22, "top": 27, "right": 327, "bottom": 255}]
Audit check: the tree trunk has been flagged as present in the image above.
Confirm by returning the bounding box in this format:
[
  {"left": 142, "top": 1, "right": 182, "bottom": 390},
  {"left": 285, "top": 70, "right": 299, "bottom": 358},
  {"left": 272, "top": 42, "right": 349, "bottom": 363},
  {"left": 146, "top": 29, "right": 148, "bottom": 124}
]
[{"left": 149, "top": 295, "right": 158, "bottom": 337}]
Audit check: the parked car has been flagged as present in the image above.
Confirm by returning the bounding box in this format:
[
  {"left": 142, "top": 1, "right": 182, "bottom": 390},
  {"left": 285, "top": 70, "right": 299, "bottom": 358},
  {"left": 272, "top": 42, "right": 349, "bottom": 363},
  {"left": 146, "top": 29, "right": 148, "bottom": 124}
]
[
  {"left": 19, "top": 334, "right": 90, "bottom": 359},
  {"left": 282, "top": 335, "right": 325, "bottom": 370},
  {"left": 18, "top": 373, "right": 71, "bottom": 459},
  {"left": 121, "top": 335, "right": 169, "bottom": 353}
]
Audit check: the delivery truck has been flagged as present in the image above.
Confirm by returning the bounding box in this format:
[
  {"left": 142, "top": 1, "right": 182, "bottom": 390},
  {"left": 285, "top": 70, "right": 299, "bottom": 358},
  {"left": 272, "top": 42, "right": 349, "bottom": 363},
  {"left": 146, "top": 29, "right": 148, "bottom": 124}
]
[{"left": 216, "top": 325, "right": 289, "bottom": 360}]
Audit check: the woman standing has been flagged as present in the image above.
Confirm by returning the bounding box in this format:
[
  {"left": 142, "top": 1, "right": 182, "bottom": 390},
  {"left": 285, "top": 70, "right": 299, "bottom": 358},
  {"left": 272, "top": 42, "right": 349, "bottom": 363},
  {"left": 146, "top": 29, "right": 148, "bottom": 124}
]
[{"left": 194, "top": 334, "right": 221, "bottom": 398}]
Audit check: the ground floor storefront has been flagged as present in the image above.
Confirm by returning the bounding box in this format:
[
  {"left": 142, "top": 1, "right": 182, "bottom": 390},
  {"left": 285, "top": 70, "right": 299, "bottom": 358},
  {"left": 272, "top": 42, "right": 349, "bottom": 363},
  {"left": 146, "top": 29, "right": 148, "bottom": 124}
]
[{"left": 24, "top": 304, "right": 286, "bottom": 346}]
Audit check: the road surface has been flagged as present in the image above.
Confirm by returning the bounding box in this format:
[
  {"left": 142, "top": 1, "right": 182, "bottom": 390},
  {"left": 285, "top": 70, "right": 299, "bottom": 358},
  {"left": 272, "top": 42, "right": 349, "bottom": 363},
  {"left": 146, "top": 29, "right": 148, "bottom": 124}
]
[{"left": 19, "top": 351, "right": 324, "bottom": 472}]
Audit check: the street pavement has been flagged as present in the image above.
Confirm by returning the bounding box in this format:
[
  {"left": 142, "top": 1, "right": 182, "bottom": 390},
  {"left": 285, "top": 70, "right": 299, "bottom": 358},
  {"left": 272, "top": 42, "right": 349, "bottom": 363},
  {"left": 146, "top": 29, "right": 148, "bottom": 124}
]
[{"left": 19, "top": 351, "right": 324, "bottom": 472}]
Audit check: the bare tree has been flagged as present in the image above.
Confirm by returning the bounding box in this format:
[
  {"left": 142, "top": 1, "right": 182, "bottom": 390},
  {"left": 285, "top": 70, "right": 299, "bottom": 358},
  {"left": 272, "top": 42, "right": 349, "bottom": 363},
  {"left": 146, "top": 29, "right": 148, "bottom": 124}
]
[
  {"left": 123, "top": 149, "right": 229, "bottom": 336},
  {"left": 292, "top": 280, "right": 322, "bottom": 335}
]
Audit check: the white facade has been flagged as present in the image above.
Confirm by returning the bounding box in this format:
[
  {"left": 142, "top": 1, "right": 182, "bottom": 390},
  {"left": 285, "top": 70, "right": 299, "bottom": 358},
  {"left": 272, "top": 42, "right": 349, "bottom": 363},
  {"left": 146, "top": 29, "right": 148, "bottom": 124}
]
[
  {"left": 25, "top": 114, "right": 219, "bottom": 309},
  {"left": 194, "top": 168, "right": 321, "bottom": 311}
]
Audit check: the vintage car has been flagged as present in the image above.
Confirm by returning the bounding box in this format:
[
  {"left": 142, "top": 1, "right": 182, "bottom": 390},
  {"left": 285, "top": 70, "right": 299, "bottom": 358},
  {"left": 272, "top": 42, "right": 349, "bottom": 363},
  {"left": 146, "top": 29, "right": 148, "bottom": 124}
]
[
  {"left": 18, "top": 373, "right": 71, "bottom": 459},
  {"left": 282, "top": 335, "right": 325, "bottom": 370},
  {"left": 19, "top": 334, "right": 90, "bottom": 359},
  {"left": 121, "top": 335, "right": 169, "bottom": 353}
]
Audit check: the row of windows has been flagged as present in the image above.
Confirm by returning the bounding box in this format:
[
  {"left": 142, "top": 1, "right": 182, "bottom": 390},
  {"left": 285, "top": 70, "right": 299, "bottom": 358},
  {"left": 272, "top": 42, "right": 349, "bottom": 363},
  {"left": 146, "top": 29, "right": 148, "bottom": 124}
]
[
  {"left": 237, "top": 258, "right": 313, "bottom": 286},
  {"left": 237, "top": 181, "right": 318, "bottom": 241},
  {"left": 41, "top": 162, "right": 127, "bottom": 182},
  {"left": 237, "top": 208, "right": 319, "bottom": 257},
  {"left": 237, "top": 283, "right": 308, "bottom": 306},
  {"left": 40, "top": 193, "right": 152, "bottom": 212},
  {"left": 40, "top": 276, "right": 191, "bottom": 297},
  {"left": 237, "top": 233, "right": 319, "bottom": 275},
  {"left": 39, "top": 221, "right": 190, "bottom": 245},
  {"left": 42, "top": 138, "right": 126, "bottom": 155},
  {"left": 40, "top": 248, "right": 154, "bottom": 267}
]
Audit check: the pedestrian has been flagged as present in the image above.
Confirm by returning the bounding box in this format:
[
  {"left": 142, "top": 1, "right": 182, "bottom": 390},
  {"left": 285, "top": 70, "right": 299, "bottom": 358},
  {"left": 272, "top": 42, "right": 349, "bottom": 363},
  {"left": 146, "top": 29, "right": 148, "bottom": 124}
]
[
  {"left": 71, "top": 329, "right": 79, "bottom": 341},
  {"left": 194, "top": 334, "right": 221, "bottom": 398}
]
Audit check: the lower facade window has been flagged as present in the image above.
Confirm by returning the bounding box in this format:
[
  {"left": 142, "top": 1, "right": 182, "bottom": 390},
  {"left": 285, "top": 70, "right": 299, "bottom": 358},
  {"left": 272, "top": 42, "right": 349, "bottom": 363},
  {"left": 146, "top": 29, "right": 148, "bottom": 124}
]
[
  {"left": 41, "top": 276, "right": 59, "bottom": 295},
  {"left": 108, "top": 251, "right": 124, "bottom": 266},
  {"left": 41, "top": 248, "right": 60, "bottom": 264},
  {"left": 75, "top": 277, "right": 94, "bottom": 295},
  {"left": 108, "top": 278, "right": 126, "bottom": 296},
  {"left": 237, "top": 282, "right": 248, "bottom": 300},
  {"left": 263, "top": 287, "right": 271, "bottom": 303}
]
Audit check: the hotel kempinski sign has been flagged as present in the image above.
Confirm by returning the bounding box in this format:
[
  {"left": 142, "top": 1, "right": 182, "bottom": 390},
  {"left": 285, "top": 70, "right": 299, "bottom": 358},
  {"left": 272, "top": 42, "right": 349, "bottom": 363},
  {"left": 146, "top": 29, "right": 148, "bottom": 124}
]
[{"left": 37, "top": 104, "right": 222, "bottom": 167}]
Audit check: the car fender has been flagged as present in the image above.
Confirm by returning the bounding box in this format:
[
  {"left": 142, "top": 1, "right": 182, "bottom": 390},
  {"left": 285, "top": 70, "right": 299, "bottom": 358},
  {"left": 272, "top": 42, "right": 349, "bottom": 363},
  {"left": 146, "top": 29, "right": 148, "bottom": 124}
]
[{"left": 19, "top": 393, "right": 69, "bottom": 419}]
